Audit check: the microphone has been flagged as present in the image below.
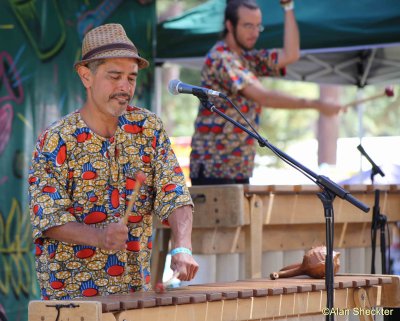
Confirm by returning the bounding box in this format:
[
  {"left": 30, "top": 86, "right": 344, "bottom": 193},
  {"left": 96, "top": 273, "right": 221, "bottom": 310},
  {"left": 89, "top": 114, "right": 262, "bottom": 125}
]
[
  {"left": 357, "top": 144, "right": 385, "bottom": 177},
  {"left": 168, "top": 79, "right": 226, "bottom": 98}
]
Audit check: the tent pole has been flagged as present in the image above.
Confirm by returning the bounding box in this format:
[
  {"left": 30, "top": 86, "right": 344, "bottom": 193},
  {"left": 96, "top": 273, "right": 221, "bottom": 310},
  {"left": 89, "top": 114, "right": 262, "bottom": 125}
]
[
  {"left": 155, "top": 66, "right": 162, "bottom": 116},
  {"left": 356, "top": 89, "right": 365, "bottom": 177}
]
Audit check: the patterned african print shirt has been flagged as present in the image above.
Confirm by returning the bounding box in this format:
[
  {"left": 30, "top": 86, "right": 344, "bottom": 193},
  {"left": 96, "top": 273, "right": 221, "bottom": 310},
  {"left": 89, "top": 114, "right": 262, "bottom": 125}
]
[
  {"left": 28, "top": 106, "right": 192, "bottom": 300},
  {"left": 190, "top": 41, "right": 283, "bottom": 180}
]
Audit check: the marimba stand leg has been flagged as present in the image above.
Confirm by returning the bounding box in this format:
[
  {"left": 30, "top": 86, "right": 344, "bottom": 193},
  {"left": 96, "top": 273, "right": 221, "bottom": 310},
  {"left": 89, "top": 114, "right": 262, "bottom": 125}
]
[
  {"left": 151, "top": 228, "right": 171, "bottom": 286},
  {"left": 245, "top": 194, "right": 263, "bottom": 279}
]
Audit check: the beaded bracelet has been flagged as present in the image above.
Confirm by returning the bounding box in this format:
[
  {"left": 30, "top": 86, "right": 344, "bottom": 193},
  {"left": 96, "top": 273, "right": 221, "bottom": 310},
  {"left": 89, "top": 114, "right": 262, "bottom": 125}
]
[
  {"left": 280, "top": 0, "right": 294, "bottom": 11},
  {"left": 170, "top": 247, "right": 192, "bottom": 256}
]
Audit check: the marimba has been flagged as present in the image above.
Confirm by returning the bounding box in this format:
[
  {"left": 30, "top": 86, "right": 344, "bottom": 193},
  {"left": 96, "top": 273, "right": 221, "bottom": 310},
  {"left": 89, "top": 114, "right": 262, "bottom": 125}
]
[
  {"left": 152, "top": 184, "right": 400, "bottom": 282},
  {"left": 28, "top": 274, "right": 400, "bottom": 321}
]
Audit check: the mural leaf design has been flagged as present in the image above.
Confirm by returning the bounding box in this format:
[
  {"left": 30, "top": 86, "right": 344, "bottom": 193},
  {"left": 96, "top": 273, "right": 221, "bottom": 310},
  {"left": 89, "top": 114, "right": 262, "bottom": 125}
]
[
  {"left": 8, "top": 0, "right": 66, "bottom": 60},
  {"left": 0, "top": 199, "right": 37, "bottom": 297}
]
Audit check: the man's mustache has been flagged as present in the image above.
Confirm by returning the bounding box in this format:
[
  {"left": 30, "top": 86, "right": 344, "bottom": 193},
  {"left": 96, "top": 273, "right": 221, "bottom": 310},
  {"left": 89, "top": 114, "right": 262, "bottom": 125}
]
[{"left": 110, "top": 93, "right": 131, "bottom": 101}]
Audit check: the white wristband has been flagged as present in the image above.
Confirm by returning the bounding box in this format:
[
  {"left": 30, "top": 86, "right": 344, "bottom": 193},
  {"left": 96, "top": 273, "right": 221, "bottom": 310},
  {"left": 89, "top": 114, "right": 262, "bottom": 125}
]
[
  {"left": 281, "top": 1, "right": 294, "bottom": 11},
  {"left": 170, "top": 247, "right": 192, "bottom": 256}
]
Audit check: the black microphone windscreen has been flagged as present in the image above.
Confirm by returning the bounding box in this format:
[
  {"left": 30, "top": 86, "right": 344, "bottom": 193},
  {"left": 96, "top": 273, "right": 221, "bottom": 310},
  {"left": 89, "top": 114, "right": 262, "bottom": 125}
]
[{"left": 168, "top": 79, "right": 180, "bottom": 95}]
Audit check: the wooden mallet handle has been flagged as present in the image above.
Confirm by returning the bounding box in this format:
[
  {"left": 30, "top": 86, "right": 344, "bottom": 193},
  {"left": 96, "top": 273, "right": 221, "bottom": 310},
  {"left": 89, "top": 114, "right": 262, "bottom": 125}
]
[
  {"left": 122, "top": 171, "right": 146, "bottom": 225},
  {"left": 343, "top": 86, "right": 394, "bottom": 109},
  {"left": 270, "top": 263, "right": 302, "bottom": 280}
]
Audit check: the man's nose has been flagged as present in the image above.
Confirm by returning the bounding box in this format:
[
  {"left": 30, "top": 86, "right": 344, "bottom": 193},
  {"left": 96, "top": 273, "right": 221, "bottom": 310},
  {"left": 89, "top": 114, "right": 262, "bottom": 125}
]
[{"left": 119, "top": 78, "right": 132, "bottom": 92}]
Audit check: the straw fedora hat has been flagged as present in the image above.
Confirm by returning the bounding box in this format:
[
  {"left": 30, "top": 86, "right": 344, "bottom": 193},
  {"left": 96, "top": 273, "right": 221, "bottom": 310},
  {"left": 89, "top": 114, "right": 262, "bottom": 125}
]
[{"left": 74, "top": 23, "right": 149, "bottom": 70}]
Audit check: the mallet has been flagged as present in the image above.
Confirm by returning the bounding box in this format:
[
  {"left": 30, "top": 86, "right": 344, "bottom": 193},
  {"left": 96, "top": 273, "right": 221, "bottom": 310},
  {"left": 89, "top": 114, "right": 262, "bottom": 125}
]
[
  {"left": 343, "top": 86, "right": 394, "bottom": 110},
  {"left": 122, "top": 171, "right": 146, "bottom": 225},
  {"left": 154, "top": 271, "right": 180, "bottom": 294}
]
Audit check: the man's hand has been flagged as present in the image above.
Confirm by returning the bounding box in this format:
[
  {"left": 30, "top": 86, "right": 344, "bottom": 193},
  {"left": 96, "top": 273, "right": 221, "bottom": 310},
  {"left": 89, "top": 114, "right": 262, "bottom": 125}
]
[
  {"left": 170, "top": 253, "right": 199, "bottom": 281},
  {"left": 98, "top": 222, "right": 129, "bottom": 250}
]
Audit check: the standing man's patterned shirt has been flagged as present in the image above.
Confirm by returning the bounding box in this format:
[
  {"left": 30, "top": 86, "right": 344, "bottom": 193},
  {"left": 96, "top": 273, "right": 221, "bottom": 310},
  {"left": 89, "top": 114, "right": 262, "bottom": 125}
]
[
  {"left": 190, "top": 41, "right": 283, "bottom": 180},
  {"left": 29, "top": 106, "right": 192, "bottom": 300}
]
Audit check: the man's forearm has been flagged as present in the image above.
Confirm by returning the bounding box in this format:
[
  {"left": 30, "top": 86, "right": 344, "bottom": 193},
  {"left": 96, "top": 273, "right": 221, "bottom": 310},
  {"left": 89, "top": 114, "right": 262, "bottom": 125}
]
[
  {"left": 44, "top": 222, "right": 101, "bottom": 247},
  {"left": 167, "top": 205, "right": 199, "bottom": 281},
  {"left": 43, "top": 221, "right": 129, "bottom": 250},
  {"left": 167, "top": 205, "right": 194, "bottom": 250},
  {"left": 280, "top": 9, "right": 300, "bottom": 67}
]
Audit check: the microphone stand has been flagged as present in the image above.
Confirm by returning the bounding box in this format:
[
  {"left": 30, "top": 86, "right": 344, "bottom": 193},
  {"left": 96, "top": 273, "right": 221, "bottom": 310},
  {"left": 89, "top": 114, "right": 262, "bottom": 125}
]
[
  {"left": 371, "top": 189, "right": 388, "bottom": 274},
  {"left": 197, "top": 95, "right": 370, "bottom": 321},
  {"left": 357, "top": 144, "right": 388, "bottom": 274}
]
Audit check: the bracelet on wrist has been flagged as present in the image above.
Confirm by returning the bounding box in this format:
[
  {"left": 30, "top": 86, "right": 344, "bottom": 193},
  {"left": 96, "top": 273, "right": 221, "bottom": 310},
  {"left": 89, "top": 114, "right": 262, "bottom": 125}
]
[
  {"left": 280, "top": 0, "right": 294, "bottom": 11},
  {"left": 170, "top": 247, "right": 192, "bottom": 256}
]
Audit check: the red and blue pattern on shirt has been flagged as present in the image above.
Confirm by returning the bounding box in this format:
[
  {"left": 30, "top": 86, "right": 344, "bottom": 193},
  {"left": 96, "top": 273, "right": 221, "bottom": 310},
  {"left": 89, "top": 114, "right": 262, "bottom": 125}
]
[
  {"left": 190, "top": 41, "right": 283, "bottom": 180},
  {"left": 28, "top": 107, "right": 192, "bottom": 300}
]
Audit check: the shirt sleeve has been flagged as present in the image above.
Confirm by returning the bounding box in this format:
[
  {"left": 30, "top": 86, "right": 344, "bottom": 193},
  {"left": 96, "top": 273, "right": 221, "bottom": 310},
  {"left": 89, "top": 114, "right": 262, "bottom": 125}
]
[
  {"left": 151, "top": 118, "right": 193, "bottom": 223},
  {"left": 250, "top": 48, "right": 286, "bottom": 77},
  {"left": 28, "top": 131, "right": 76, "bottom": 241},
  {"left": 212, "top": 50, "right": 258, "bottom": 95}
]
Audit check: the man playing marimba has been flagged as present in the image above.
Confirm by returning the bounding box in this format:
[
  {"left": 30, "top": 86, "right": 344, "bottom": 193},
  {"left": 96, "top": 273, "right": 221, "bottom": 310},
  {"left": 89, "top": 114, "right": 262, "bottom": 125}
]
[{"left": 28, "top": 23, "right": 198, "bottom": 300}]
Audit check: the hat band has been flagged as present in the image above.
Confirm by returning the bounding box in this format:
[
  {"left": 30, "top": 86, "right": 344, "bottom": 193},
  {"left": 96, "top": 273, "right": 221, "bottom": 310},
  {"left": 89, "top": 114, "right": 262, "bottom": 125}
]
[{"left": 82, "top": 43, "right": 137, "bottom": 60}]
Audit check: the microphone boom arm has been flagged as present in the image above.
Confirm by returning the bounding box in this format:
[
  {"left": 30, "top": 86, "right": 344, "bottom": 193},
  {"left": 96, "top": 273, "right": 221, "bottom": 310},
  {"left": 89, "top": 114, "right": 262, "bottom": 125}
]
[{"left": 357, "top": 144, "right": 385, "bottom": 182}]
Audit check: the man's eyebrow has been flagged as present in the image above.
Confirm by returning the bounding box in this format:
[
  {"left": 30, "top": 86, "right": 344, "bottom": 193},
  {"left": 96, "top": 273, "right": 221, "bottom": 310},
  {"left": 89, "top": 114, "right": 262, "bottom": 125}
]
[
  {"left": 107, "top": 70, "right": 122, "bottom": 75},
  {"left": 107, "top": 70, "right": 138, "bottom": 76}
]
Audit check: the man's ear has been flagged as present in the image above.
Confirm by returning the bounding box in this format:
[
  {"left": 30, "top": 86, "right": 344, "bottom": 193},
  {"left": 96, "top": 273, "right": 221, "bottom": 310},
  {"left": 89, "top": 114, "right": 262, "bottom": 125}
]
[
  {"left": 77, "top": 65, "right": 92, "bottom": 88},
  {"left": 226, "top": 20, "right": 234, "bottom": 33}
]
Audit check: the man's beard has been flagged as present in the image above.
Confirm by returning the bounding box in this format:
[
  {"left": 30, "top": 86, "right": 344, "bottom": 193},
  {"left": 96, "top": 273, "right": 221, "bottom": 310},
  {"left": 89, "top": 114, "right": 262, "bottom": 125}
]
[{"left": 233, "top": 27, "right": 254, "bottom": 51}]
